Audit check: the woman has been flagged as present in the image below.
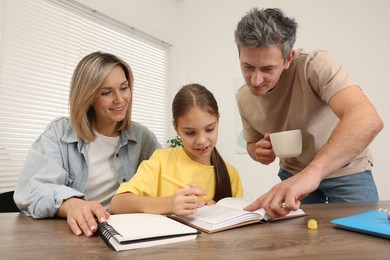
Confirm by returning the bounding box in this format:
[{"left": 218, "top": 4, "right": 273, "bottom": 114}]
[{"left": 14, "top": 52, "right": 160, "bottom": 237}]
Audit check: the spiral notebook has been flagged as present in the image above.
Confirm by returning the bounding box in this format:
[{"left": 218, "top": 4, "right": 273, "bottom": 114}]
[
  {"left": 98, "top": 213, "right": 199, "bottom": 251},
  {"left": 331, "top": 210, "right": 390, "bottom": 240}
]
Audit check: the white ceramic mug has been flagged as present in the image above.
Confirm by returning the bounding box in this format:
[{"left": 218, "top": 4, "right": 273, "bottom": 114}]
[{"left": 269, "top": 129, "right": 302, "bottom": 159}]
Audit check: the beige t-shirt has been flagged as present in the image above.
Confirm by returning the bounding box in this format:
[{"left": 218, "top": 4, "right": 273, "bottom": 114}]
[{"left": 236, "top": 49, "right": 372, "bottom": 178}]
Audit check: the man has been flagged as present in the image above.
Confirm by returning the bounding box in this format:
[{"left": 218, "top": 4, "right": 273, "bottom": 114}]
[{"left": 234, "top": 8, "right": 383, "bottom": 218}]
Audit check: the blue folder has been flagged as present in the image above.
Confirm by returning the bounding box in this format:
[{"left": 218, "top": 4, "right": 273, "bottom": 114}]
[{"left": 331, "top": 210, "right": 390, "bottom": 239}]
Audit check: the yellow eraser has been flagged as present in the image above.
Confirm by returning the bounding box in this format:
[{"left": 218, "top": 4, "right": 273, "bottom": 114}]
[{"left": 308, "top": 219, "right": 317, "bottom": 230}]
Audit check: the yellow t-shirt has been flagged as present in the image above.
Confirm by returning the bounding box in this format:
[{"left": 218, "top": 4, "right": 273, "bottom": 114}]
[{"left": 116, "top": 147, "right": 243, "bottom": 200}]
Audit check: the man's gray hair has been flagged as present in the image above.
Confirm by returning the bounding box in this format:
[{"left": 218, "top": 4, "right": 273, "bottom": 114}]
[{"left": 234, "top": 8, "right": 298, "bottom": 60}]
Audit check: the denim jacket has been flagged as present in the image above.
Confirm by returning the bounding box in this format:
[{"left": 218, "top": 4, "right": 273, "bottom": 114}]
[{"left": 14, "top": 117, "right": 160, "bottom": 218}]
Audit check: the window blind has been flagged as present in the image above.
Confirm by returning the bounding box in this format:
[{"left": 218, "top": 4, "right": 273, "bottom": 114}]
[{"left": 0, "top": 0, "right": 170, "bottom": 193}]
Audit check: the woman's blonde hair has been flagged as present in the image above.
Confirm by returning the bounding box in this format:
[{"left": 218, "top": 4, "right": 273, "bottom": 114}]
[{"left": 69, "top": 52, "right": 133, "bottom": 142}]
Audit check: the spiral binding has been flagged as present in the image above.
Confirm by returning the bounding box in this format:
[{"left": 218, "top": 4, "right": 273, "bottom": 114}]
[{"left": 98, "top": 222, "right": 121, "bottom": 250}]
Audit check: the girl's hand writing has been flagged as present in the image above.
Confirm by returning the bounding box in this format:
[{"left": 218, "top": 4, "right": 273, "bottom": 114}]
[{"left": 170, "top": 183, "right": 207, "bottom": 216}]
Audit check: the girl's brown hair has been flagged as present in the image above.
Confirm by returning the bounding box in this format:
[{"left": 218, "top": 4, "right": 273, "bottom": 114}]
[{"left": 172, "top": 83, "right": 232, "bottom": 201}]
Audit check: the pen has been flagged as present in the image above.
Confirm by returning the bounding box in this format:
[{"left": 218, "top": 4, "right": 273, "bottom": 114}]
[{"left": 162, "top": 174, "right": 208, "bottom": 200}]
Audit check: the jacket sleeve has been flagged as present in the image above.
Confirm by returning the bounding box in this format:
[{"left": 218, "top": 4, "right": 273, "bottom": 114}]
[{"left": 14, "top": 131, "right": 84, "bottom": 219}]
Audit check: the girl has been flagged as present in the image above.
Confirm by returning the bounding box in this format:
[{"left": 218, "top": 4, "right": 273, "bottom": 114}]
[{"left": 109, "top": 83, "right": 243, "bottom": 216}]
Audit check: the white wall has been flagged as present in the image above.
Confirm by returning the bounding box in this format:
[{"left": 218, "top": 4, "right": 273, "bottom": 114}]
[{"left": 78, "top": 0, "right": 390, "bottom": 201}]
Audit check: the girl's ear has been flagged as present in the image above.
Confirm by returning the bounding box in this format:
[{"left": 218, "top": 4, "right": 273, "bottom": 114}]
[
  {"left": 172, "top": 120, "right": 178, "bottom": 132},
  {"left": 217, "top": 113, "right": 220, "bottom": 121}
]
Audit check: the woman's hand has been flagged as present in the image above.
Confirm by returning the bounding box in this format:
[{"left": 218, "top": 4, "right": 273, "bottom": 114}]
[{"left": 57, "top": 198, "right": 110, "bottom": 237}]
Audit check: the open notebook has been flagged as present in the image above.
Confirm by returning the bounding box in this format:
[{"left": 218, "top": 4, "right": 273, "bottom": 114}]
[{"left": 169, "top": 197, "right": 306, "bottom": 233}]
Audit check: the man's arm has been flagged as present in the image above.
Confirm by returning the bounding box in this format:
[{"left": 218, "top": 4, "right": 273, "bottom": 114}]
[
  {"left": 306, "top": 85, "right": 383, "bottom": 181},
  {"left": 247, "top": 142, "right": 257, "bottom": 161},
  {"left": 245, "top": 86, "right": 383, "bottom": 217}
]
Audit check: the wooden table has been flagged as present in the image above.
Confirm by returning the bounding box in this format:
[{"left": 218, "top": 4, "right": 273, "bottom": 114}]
[{"left": 1, "top": 201, "right": 389, "bottom": 259}]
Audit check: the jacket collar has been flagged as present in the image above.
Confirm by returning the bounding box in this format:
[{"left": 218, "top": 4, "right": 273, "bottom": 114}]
[{"left": 61, "top": 122, "right": 136, "bottom": 146}]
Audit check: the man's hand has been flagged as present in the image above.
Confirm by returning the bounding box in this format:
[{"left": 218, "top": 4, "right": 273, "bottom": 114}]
[
  {"left": 57, "top": 198, "right": 109, "bottom": 237},
  {"left": 248, "top": 133, "right": 276, "bottom": 165},
  {"left": 244, "top": 171, "right": 320, "bottom": 218}
]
